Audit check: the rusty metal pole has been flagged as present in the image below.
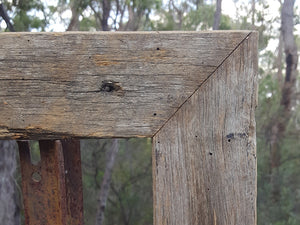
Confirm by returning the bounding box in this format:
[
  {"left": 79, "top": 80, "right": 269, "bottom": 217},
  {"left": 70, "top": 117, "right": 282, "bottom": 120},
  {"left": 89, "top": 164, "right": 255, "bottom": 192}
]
[{"left": 18, "top": 139, "right": 83, "bottom": 225}]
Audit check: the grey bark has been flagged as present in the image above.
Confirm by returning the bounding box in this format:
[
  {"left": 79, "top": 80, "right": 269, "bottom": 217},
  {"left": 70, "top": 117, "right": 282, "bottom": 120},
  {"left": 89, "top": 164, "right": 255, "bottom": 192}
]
[
  {"left": 281, "top": 0, "right": 298, "bottom": 97},
  {"left": 0, "top": 141, "right": 20, "bottom": 225},
  {"left": 276, "top": 31, "right": 283, "bottom": 86},
  {"left": 101, "top": 0, "right": 111, "bottom": 31},
  {"left": 67, "top": 1, "right": 80, "bottom": 31},
  {"left": 123, "top": 5, "right": 144, "bottom": 31},
  {"left": 270, "top": 0, "right": 298, "bottom": 202},
  {"left": 196, "top": 0, "right": 204, "bottom": 10},
  {"left": 89, "top": 0, "right": 111, "bottom": 31},
  {"left": 251, "top": 0, "right": 255, "bottom": 26},
  {"left": 95, "top": 139, "right": 119, "bottom": 225},
  {"left": 0, "top": 4, "right": 15, "bottom": 31},
  {"left": 276, "top": 0, "right": 283, "bottom": 86},
  {"left": 213, "top": 0, "right": 222, "bottom": 30}
]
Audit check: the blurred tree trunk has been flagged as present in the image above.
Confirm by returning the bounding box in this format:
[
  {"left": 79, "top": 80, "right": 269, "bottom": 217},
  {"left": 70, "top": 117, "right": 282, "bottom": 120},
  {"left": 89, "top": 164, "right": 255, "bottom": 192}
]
[
  {"left": 101, "top": 0, "right": 111, "bottom": 31},
  {"left": 270, "top": 0, "right": 298, "bottom": 203},
  {"left": 0, "top": 3, "right": 15, "bottom": 31},
  {"left": 281, "top": 0, "right": 297, "bottom": 110},
  {"left": 89, "top": 0, "right": 111, "bottom": 31},
  {"left": 276, "top": 32, "right": 284, "bottom": 86},
  {"left": 196, "top": 0, "right": 204, "bottom": 10},
  {"left": 170, "top": 0, "right": 183, "bottom": 30},
  {"left": 251, "top": 0, "right": 255, "bottom": 26},
  {"left": 213, "top": 0, "right": 222, "bottom": 30},
  {"left": 67, "top": 0, "right": 80, "bottom": 31},
  {"left": 125, "top": 5, "right": 141, "bottom": 31},
  {"left": 95, "top": 139, "right": 119, "bottom": 225},
  {"left": 0, "top": 141, "right": 20, "bottom": 225}
]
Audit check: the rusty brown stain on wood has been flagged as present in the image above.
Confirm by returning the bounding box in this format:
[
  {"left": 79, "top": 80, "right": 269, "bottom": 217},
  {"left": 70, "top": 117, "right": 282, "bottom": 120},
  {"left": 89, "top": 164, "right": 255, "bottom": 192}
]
[
  {"left": 60, "top": 139, "right": 84, "bottom": 225},
  {"left": 18, "top": 140, "right": 83, "bottom": 225},
  {"left": 214, "top": 210, "right": 217, "bottom": 225},
  {"left": 153, "top": 32, "right": 258, "bottom": 225},
  {"left": 0, "top": 31, "right": 251, "bottom": 139},
  {"left": 93, "top": 54, "right": 120, "bottom": 66},
  {"left": 18, "top": 141, "right": 65, "bottom": 225}
]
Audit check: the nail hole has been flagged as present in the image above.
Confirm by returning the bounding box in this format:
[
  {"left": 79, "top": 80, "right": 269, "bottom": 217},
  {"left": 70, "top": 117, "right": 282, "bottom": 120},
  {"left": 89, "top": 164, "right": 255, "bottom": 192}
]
[
  {"left": 226, "top": 133, "right": 234, "bottom": 139},
  {"left": 100, "top": 80, "right": 121, "bottom": 92},
  {"left": 27, "top": 40, "right": 30, "bottom": 42},
  {"left": 32, "top": 172, "right": 41, "bottom": 183},
  {"left": 156, "top": 47, "right": 160, "bottom": 50},
  {"left": 228, "top": 139, "right": 231, "bottom": 142},
  {"left": 195, "top": 135, "right": 198, "bottom": 138},
  {"left": 153, "top": 113, "right": 157, "bottom": 116},
  {"left": 207, "top": 188, "right": 210, "bottom": 191},
  {"left": 209, "top": 152, "right": 213, "bottom": 155}
]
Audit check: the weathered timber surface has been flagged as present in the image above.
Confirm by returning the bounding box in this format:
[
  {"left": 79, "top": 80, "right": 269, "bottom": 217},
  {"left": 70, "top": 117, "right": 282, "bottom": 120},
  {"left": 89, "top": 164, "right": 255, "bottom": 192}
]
[
  {"left": 153, "top": 32, "right": 258, "bottom": 225},
  {"left": 0, "top": 31, "right": 250, "bottom": 139}
]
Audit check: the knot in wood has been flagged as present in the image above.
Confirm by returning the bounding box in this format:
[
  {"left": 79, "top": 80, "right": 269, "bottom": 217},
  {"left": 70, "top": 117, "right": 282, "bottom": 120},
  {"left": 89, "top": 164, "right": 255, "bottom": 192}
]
[{"left": 100, "top": 80, "right": 121, "bottom": 92}]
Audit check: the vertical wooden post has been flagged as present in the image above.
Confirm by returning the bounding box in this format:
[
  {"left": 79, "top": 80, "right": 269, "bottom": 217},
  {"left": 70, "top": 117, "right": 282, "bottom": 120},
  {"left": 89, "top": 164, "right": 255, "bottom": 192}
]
[
  {"left": 153, "top": 33, "right": 258, "bottom": 224},
  {"left": 18, "top": 139, "right": 83, "bottom": 225}
]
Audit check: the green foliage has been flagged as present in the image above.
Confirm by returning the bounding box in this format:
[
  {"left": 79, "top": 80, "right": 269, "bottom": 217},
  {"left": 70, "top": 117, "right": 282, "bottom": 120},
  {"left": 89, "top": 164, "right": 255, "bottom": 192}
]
[
  {"left": 105, "top": 139, "right": 153, "bottom": 225},
  {"left": 183, "top": 5, "right": 215, "bottom": 30},
  {"left": 2, "top": 0, "right": 47, "bottom": 31},
  {"left": 152, "top": 1, "right": 233, "bottom": 31},
  {"left": 81, "top": 139, "right": 153, "bottom": 225},
  {"left": 219, "top": 15, "right": 232, "bottom": 30},
  {"left": 151, "top": 9, "right": 177, "bottom": 31},
  {"left": 79, "top": 16, "right": 97, "bottom": 31},
  {"left": 28, "top": 141, "right": 41, "bottom": 165},
  {"left": 231, "top": 1, "right": 274, "bottom": 50},
  {"left": 256, "top": 70, "right": 300, "bottom": 225}
]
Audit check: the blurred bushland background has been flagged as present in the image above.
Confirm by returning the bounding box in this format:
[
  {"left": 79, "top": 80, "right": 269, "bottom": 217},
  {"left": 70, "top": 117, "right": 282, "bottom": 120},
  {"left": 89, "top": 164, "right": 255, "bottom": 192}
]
[{"left": 0, "top": 0, "right": 299, "bottom": 224}]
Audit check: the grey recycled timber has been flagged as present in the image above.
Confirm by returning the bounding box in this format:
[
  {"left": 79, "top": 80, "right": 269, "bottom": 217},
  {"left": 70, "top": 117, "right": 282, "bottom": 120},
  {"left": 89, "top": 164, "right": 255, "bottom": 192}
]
[
  {"left": 153, "top": 32, "right": 258, "bottom": 225},
  {"left": 0, "top": 31, "right": 251, "bottom": 139},
  {"left": 0, "top": 31, "right": 258, "bottom": 225}
]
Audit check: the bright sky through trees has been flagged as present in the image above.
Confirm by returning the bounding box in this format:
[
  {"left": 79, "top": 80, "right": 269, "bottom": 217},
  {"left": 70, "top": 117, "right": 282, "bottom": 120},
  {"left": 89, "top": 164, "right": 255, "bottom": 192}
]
[{"left": 1, "top": 0, "right": 299, "bottom": 35}]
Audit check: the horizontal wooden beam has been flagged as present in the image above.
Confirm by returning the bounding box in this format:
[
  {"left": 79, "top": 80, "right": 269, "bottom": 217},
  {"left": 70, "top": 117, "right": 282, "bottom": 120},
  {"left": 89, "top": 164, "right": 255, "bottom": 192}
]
[{"left": 0, "top": 31, "right": 251, "bottom": 139}]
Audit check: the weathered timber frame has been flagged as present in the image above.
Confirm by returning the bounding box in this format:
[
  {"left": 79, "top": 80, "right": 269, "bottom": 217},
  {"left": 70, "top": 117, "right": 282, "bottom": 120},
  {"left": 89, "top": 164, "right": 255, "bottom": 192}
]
[{"left": 0, "top": 31, "right": 258, "bottom": 225}]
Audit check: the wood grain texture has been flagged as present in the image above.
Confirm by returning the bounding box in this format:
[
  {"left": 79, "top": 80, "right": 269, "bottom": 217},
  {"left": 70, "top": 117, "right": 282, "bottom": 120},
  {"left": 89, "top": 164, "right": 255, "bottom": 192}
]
[
  {"left": 0, "top": 31, "right": 250, "bottom": 139},
  {"left": 153, "top": 32, "right": 258, "bottom": 225}
]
